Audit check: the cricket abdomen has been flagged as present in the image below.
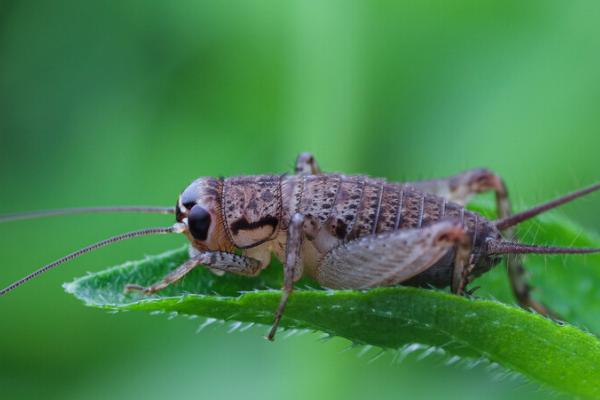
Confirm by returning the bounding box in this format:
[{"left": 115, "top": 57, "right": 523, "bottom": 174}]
[
  {"left": 283, "top": 173, "right": 501, "bottom": 288},
  {"left": 288, "top": 174, "right": 491, "bottom": 241}
]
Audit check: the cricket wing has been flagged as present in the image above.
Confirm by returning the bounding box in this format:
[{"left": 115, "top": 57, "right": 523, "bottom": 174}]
[{"left": 315, "top": 221, "right": 465, "bottom": 289}]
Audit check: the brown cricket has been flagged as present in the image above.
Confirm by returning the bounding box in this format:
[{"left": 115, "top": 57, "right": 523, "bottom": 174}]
[{"left": 2, "top": 152, "right": 600, "bottom": 340}]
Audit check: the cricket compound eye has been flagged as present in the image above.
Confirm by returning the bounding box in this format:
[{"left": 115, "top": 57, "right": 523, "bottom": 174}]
[{"left": 187, "top": 205, "right": 211, "bottom": 241}]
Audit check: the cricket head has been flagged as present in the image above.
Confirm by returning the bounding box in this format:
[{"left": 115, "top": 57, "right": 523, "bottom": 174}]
[{"left": 175, "top": 177, "right": 234, "bottom": 253}]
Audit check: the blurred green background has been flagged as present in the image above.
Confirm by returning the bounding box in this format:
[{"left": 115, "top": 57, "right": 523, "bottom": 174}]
[{"left": 1, "top": 1, "right": 599, "bottom": 399}]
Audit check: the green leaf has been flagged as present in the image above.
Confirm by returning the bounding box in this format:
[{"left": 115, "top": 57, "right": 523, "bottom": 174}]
[{"left": 65, "top": 203, "right": 600, "bottom": 399}]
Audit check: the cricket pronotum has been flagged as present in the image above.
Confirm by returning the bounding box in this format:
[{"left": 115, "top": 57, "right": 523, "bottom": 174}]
[{"left": 1, "top": 152, "right": 599, "bottom": 340}]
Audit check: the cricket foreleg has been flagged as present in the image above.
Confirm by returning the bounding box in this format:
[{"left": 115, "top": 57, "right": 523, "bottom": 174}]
[
  {"left": 316, "top": 221, "right": 467, "bottom": 289},
  {"left": 294, "top": 152, "right": 322, "bottom": 175},
  {"left": 125, "top": 256, "right": 204, "bottom": 294},
  {"left": 199, "top": 252, "right": 263, "bottom": 276},
  {"left": 267, "top": 213, "right": 305, "bottom": 341},
  {"left": 125, "top": 252, "right": 261, "bottom": 294}
]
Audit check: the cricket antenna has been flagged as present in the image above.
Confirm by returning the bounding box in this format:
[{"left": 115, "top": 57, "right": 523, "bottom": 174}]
[
  {"left": 495, "top": 182, "right": 600, "bottom": 230},
  {"left": 0, "top": 224, "right": 184, "bottom": 296},
  {"left": 0, "top": 206, "right": 175, "bottom": 223},
  {"left": 487, "top": 240, "right": 600, "bottom": 256}
]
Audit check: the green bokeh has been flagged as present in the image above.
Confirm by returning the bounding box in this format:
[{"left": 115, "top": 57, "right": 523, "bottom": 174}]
[{"left": 1, "top": 1, "right": 598, "bottom": 399}]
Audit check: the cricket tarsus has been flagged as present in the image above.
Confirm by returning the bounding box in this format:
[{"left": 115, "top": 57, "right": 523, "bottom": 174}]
[
  {"left": 0, "top": 226, "right": 178, "bottom": 296},
  {"left": 0, "top": 206, "right": 175, "bottom": 223}
]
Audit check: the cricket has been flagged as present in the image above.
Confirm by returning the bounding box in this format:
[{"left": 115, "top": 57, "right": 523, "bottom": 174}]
[{"left": 1, "top": 152, "right": 599, "bottom": 340}]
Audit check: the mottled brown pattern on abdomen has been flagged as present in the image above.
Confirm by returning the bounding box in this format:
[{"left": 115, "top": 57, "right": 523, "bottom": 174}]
[{"left": 281, "top": 174, "right": 486, "bottom": 245}]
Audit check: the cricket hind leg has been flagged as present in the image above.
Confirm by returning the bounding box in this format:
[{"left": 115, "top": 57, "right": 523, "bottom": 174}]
[
  {"left": 409, "top": 168, "right": 554, "bottom": 316},
  {"left": 125, "top": 252, "right": 261, "bottom": 294},
  {"left": 407, "top": 168, "right": 509, "bottom": 212},
  {"left": 294, "top": 152, "right": 322, "bottom": 175},
  {"left": 315, "top": 221, "right": 467, "bottom": 290}
]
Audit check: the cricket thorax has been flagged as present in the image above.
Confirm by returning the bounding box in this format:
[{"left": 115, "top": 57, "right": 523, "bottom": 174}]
[{"left": 221, "top": 175, "right": 283, "bottom": 249}]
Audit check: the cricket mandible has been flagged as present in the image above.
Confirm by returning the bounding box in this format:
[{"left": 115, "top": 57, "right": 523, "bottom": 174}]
[{"left": 2, "top": 152, "right": 600, "bottom": 340}]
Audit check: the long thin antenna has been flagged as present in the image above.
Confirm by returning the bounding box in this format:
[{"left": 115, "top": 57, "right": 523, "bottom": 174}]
[
  {"left": 0, "top": 225, "right": 181, "bottom": 296},
  {"left": 487, "top": 240, "right": 600, "bottom": 255},
  {"left": 0, "top": 206, "right": 175, "bottom": 223},
  {"left": 495, "top": 182, "right": 600, "bottom": 230}
]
